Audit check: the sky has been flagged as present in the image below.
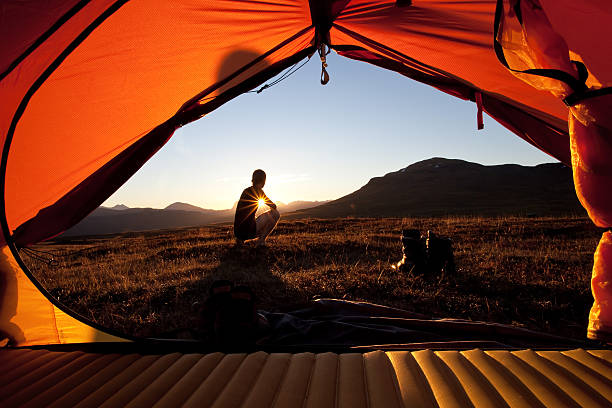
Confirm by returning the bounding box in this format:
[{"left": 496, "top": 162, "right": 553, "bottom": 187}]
[{"left": 103, "top": 51, "right": 557, "bottom": 211}]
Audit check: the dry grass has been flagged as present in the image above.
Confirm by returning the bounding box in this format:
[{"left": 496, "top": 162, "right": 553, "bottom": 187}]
[{"left": 26, "top": 216, "right": 601, "bottom": 339}]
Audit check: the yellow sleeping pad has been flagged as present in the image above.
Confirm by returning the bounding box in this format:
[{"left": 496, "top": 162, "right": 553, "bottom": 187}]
[{"left": 1, "top": 348, "right": 611, "bottom": 407}]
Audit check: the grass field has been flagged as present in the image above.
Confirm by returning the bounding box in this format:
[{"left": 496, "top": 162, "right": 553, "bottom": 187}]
[{"left": 26, "top": 216, "right": 602, "bottom": 340}]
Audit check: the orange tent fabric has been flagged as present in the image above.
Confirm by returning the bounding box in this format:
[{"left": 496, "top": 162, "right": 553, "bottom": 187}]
[
  {"left": 1, "top": 0, "right": 582, "bottom": 246},
  {"left": 3, "top": 0, "right": 314, "bottom": 244},
  {"left": 492, "top": 0, "right": 612, "bottom": 340},
  {"left": 1, "top": 0, "right": 610, "bottom": 346}
]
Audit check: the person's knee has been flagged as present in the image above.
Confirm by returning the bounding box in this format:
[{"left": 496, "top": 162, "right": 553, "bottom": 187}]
[{"left": 271, "top": 208, "right": 280, "bottom": 221}]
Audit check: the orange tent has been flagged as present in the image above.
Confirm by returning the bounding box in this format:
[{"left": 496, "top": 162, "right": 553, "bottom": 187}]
[
  {"left": 4, "top": 2, "right": 612, "bottom": 407},
  {"left": 1, "top": 0, "right": 611, "bottom": 346}
]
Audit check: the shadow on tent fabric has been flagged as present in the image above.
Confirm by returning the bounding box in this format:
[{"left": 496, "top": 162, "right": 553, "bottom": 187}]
[{"left": 217, "top": 49, "right": 267, "bottom": 90}]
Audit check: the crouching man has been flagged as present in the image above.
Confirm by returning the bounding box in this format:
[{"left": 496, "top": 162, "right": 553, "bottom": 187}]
[{"left": 234, "top": 169, "right": 280, "bottom": 246}]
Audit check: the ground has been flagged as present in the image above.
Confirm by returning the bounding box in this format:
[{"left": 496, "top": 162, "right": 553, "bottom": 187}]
[{"left": 26, "top": 216, "right": 602, "bottom": 340}]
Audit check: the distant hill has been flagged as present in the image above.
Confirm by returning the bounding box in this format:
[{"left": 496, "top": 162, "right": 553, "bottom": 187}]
[
  {"left": 62, "top": 158, "right": 583, "bottom": 236},
  {"left": 63, "top": 200, "right": 327, "bottom": 237},
  {"left": 164, "top": 202, "right": 215, "bottom": 213},
  {"left": 62, "top": 207, "right": 234, "bottom": 237},
  {"left": 292, "top": 158, "right": 585, "bottom": 218}
]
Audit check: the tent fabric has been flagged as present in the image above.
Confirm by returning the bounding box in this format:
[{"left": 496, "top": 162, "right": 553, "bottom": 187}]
[
  {"left": 1, "top": 347, "right": 612, "bottom": 407},
  {"left": 0, "top": 0, "right": 92, "bottom": 77},
  {"left": 0, "top": 0, "right": 585, "bottom": 247},
  {"left": 1, "top": 0, "right": 611, "bottom": 346},
  {"left": 333, "top": 46, "right": 572, "bottom": 164},
  {"left": 0, "top": 246, "right": 125, "bottom": 346},
  {"left": 3, "top": 0, "right": 313, "bottom": 235},
  {"left": 492, "top": 0, "right": 612, "bottom": 341},
  {"left": 1, "top": 0, "right": 314, "bottom": 345},
  {"left": 329, "top": 1, "right": 571, "bottom": 158}
]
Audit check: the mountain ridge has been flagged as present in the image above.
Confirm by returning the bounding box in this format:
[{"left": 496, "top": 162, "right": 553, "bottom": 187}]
[
  {"left": 292, "top": 157, "right": 583, "bottom": 218},
  {"left": 63, "top": 157, "right": 584, "bottom": 237},
  {"left": 65, "top": 199, "right": 328, "bottom": 236},
  {"left": 164, "top": 202, "right": 215, "bottom": 213}
]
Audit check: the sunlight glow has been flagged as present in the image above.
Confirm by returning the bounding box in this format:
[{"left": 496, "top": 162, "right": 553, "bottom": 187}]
[{"left": 257, "top": 198, "right": 266, "bottom": 208}]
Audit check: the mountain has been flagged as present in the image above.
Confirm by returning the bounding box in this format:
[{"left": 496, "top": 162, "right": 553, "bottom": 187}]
[
  {"left": 164, "top": 202, "right": 214, "bottom": 213},
  {"left": 62, "top": 207, "right": 234, "bottom": 237},
  {"left": 108, "top": 204, "right": 129, "bottom": 210},
  {"left": 61, "top": 200, "right": 326, "bottom": 237},
  {"left": 292, "top": 158, "right": 585, "bottom": 218},
  {"left": 60, "top": 158, "right": 582, "bottom": 237}
]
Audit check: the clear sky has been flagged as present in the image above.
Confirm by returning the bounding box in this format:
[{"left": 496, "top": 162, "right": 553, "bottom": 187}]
[{"left": 104, "top": 51, "right": 557, "bottom": 210}]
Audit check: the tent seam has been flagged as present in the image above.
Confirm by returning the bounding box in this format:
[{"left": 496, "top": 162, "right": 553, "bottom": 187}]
[
  {"left": 50, "top": 303, "right": 61, "bottom": 343},
  {"left": 0, "top": 0, "right": 92, "bottom": 82},
  {"left": 0, "top": 0, "right": 137, "bottom": 344}
]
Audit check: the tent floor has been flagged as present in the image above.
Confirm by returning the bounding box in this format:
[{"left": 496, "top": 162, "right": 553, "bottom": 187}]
[{"left": 1, "top": 346, "right": 611, "bottom": 407}]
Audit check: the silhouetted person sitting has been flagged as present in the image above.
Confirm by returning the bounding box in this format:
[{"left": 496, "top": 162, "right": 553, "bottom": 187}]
[{"left": 234, "top": 169, "right": 280, "bottom": 246}]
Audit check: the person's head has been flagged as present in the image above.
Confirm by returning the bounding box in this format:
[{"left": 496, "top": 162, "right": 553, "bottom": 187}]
[{"left": 252, "top": 169, "right": 266, "bottom": 188}]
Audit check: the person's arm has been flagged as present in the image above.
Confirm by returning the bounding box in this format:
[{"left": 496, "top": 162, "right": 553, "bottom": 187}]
[{"left": 262, "top": 191, "right": 276, "bottom": 209}]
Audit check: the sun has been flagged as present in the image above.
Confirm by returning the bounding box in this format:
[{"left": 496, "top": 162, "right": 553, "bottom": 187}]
[{"left": 257, "top": 198, "right": 266, "bottom": 208}]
